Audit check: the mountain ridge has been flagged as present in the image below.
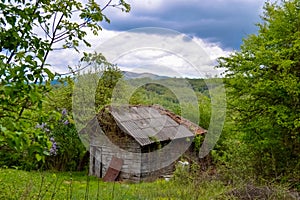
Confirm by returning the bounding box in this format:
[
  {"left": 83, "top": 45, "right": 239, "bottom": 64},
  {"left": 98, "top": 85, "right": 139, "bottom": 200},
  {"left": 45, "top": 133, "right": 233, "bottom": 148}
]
[{"left": 122, "top": 71, "right": 170, "bottom": 80}]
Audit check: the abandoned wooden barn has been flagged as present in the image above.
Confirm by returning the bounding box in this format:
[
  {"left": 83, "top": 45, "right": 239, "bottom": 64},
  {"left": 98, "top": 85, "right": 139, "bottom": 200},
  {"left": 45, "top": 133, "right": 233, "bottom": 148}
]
[{"left": 80, "top": 105, "right": 207, "bottom": 182}]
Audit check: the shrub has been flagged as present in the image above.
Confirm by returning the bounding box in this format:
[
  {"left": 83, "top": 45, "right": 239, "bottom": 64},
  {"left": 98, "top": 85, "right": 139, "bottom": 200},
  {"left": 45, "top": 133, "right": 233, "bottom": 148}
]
[{"left": 44, "top": 109, "right": 87, "bottom": 171}]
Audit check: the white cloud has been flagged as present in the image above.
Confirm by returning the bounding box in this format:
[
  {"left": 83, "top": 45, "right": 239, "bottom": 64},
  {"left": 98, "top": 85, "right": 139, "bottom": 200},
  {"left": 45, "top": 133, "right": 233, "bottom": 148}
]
[
  {"left": 46, "top": 28, "right": 119, "bottom": 74},
  {"left": 192, "top": 37, "right": 231, "bottom": 60},
  {"left": 46, "top": 28, "right": 231, "bottom": 78},
  {"left": 127, "top": 0, "right": 163, "bottom": 11}
]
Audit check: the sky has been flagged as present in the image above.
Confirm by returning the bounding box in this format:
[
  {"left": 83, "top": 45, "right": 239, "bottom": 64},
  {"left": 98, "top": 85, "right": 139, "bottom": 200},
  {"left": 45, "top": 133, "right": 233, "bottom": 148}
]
[{"left": 48, "top": 0, "right": 268, "bottom": 78}]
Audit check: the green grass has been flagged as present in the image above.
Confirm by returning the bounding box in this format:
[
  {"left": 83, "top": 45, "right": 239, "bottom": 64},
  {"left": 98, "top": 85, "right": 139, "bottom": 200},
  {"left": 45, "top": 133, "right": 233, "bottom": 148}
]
[
  {"left": 2, "top": 168, "right": 296, "bottom": 199},
  {"left": 0, "top": 168, "right": 231, "bottom": 200}
]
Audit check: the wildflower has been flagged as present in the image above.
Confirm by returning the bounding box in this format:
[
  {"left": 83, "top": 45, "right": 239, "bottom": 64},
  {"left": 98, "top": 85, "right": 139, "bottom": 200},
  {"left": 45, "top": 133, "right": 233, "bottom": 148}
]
[
  {"left": 61, "top": 108, "right": 67, "bottom": 116},
  {"left": 49, "top": 137, "right": 58, "bottom": 156},
  {"left": 35, "top": 122, "right": 46, "bottom": 129},
  {"left": 63, "top": 120, "right": 69, "bottom": 125}
]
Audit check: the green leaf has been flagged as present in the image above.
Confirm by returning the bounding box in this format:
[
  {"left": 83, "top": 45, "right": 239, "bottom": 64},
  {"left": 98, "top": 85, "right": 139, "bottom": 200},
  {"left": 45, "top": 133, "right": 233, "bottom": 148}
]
[
  {"left": 43, "top": 150, "right": 50, "bottom": 156},
  {"left": 27, "top": 74, "right": 34, "bottom": 81},
  {"left": 44, "top": 68, "right": 54, "bottom": 80},
  {"left": 35, "top": 154, "right": 42, "bottom": 162}
]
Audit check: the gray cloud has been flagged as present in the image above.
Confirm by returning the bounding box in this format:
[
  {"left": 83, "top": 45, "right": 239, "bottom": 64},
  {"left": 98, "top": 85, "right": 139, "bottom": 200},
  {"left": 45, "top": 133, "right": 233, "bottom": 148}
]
[{"left": 102, "top": 0, "right": 264, "bottom": 49}]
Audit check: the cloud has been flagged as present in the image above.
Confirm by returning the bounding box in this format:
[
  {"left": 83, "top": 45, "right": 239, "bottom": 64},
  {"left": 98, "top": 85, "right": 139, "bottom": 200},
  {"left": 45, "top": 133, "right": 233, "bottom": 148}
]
[
  {"left": 101, "top": 0, "right": 265, "bottom": 49},
  {"left": 115, "top": 44, "right": 229, "bottom": 78},
  {"left": 46, "top": 28, "right": 230, "bottom": 78},
  {"left": 45, "top": 0, "right": 268, "bottom": 77},
  {"left": 47, "top": 28, "right": 119, "bottom": 74}
]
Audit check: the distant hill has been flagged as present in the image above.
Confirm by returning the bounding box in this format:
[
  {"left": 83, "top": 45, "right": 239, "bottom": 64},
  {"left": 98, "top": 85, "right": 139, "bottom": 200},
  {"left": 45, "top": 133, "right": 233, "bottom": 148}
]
[
  {"left": 122, "top": 71, "right": 169, "bottom": 80},
  {"left": 48, "top": 71, "right": 168, "bottom": 85}
]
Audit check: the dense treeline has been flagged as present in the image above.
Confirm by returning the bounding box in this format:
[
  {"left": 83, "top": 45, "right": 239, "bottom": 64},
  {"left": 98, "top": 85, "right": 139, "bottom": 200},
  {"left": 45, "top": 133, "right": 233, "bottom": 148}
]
[{"left": 216, "top": 0, "right": 300, "bottom": 188}]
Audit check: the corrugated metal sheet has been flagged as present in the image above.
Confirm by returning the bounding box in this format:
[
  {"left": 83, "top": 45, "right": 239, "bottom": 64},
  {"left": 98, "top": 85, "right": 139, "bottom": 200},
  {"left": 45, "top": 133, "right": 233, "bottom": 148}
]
[
  {"left": 110, "top": 105, "right": 198, "bottom": 146},
  {"left": 120, "top": 121, "right": 140, "bottom": 131}
]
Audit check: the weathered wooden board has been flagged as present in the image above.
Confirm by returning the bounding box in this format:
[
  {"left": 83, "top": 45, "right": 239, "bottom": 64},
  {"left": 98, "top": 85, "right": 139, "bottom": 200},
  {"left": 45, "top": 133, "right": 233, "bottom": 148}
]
[{"left": 103, "top": 156, "right": 124, "bottom": 182}]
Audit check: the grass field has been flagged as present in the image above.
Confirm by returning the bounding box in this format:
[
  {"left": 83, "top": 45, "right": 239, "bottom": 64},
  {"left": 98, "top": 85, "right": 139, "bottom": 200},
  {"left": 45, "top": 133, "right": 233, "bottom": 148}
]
[
  {"left": 0, "top": 168, "right": 231, "bottom": 200},
  {"left": 1, "top": 168, "right": 297, "bottom": 199}
]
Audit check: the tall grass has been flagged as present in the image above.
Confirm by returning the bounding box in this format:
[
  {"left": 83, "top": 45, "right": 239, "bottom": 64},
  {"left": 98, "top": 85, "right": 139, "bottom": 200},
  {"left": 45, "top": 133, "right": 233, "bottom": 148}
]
[{"left": 0, "top": 168, "right": 297, "bottom": 199}]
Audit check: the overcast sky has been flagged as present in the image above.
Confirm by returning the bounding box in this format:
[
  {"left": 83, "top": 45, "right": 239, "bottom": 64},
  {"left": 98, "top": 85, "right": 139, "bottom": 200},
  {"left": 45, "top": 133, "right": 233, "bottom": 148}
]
[
  {"left": 48, "top": 0, "right": 268, "bottom": 78},
  {"left": 102, "top": 0, "right": 264, "bottom": 50}
]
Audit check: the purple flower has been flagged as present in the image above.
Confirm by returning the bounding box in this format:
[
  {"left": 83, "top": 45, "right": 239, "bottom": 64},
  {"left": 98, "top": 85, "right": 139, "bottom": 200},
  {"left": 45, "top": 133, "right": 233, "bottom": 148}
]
[
  {"left": 36, "top": 122, "right": 46, "bottom": 129},
  {"left": 49, "top": 137, "right": 58, "bottom": 156},
  {"left": 61, "top": 108, "right": 67, "bottom": 116},
  {"left": 63, "top": 120, "right": 69, "bottom": 125}
]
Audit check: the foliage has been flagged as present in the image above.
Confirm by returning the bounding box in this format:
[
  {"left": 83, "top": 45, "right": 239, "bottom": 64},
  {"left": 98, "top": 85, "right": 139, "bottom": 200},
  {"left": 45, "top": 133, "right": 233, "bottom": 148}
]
[
  {"left": 75, "top": 53, "right": 124, "bottom": 110},
  {"left": 127, "top": 77, "right": 211, "bottom": 126},
  {"left": 0, "top": 0, "right": 130, "bottom": 166},
  {"left": 71, "top": 52, "right": 124, "bottom": 135},
  {"left": 95, "top": 65, "right": 123, "bottom": 111},
  {"left": 197, "top": 92, "right": 212, "bottom": 129},
  {"left": 44, "top": 109, "right": 87, "bottom": 171},
  {"left": 217, "top": 0, "right": 300, "bottom": 184},
  {"left": 193, "top": 134, "right": 205, "bottom": 152},
  {"left": 48, "top": 77, "right": 75, "bottom": 113},
  {"left": 0, "top": 122, "right": 53, "bottom": 170},
  {"left": 45, "top": 78, "right": 85, "bottom": 171},
  {"left": 128, "top": 82, "right": 181, "bottom": 114},
  {"left": 43, "top": 54, "right": 123, "bottom": 171}
]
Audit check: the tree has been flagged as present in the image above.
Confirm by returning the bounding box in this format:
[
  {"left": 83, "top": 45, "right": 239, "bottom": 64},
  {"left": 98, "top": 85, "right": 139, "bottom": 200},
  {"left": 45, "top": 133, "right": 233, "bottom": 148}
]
[
  {"left": 0, "top": 0, "right": 130, "bottom": 167},
  {"left": 95, "top": 65, "right": 123, "bottom": 111},
  {"left": 42, "top": 52, "right": 122, "bottom": 171},
  {"left": 217, "top": 0, "right": 300, "bottom": 183}
]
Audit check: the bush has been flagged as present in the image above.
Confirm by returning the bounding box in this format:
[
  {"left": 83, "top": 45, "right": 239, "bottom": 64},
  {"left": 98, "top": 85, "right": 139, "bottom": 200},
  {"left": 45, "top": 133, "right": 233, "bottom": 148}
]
[{"left": 44, "top": 109, "right": 87, "bottom": 171}]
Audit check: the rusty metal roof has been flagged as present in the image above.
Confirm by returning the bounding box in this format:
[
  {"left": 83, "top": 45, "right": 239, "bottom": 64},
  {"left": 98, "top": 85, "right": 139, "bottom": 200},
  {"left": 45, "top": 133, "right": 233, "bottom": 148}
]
[{"left": 102, "top": 105, "right": 206, "bottom": 146}]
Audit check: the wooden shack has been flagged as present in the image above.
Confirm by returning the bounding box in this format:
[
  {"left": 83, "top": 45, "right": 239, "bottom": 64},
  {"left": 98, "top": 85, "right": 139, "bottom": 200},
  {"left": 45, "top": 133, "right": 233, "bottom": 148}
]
[{"left": 80, "top": 105, "right": 206, "bottom": 182}]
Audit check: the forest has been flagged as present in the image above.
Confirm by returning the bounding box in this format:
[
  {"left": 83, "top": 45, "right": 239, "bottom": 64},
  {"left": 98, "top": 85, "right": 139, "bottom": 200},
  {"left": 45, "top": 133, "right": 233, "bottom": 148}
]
[{"left": 0, "top": 0, "right": 299, "bottom": 199}]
